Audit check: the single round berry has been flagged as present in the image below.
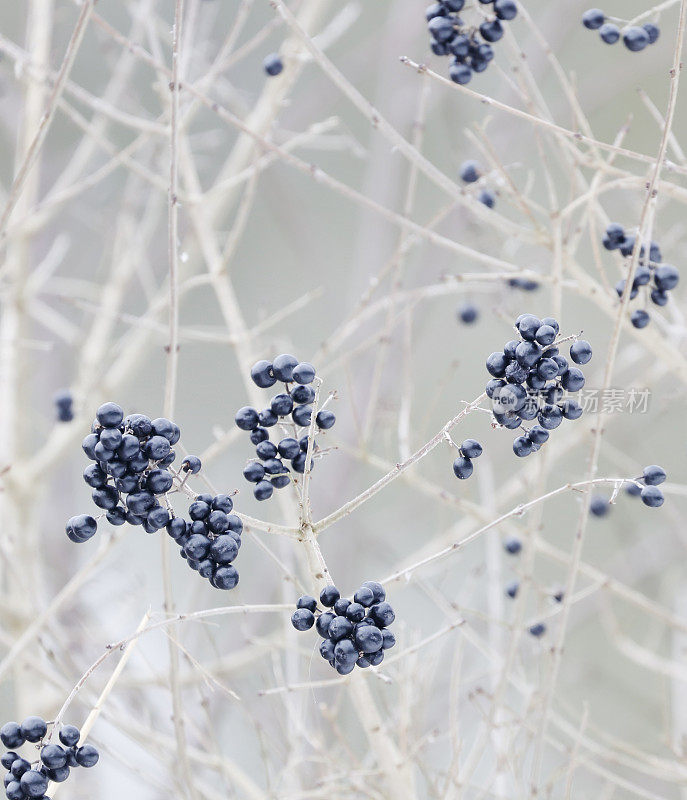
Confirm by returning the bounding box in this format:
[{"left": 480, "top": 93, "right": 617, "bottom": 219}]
[
  {"left": 320, "top": 585, "right": 340, "bottom": 607},
  {"left": 75, "top": 744, "right": 99, "bottom": 767},
  {"left": 297, "top": 595, "right": 317, "bottom": 612},
  {"left": 66, "top": 514, "right": 98, "bottom": 544},
  {"left": 640, "top": 485, "right": 664, "bottom": 507},
  {"left": 20, "top": 717, "right": 47, "bottom": 743},
  {"left": 315, "top": 611, "right": 335, "bottom": 638},
  {"left": 494, "top": 0, "right": 517, "bottom": 21},
  {"left": 96, "top": 401, "right": 123, "bottom": 428},
  {"left": 181, "top": 455, "right": 201, "bottom": 474},
  {"left": 263, "top": 53, "right": 283, "bottom": 76},
  {"left": 643, "top": 23, "right": 660, "bottom": 43},
  {"left": 654, "top": 264, "right": 679, "bottom": 291},
  {"left": 631, "top": 309, "right": 650, "bottom": 329},
  {"left": 254, "top": 480, "right": 274, "bottom": 501},
  {"left": 513, "top": 436, "right": 533, "bottom": 458},
  {"left": 479, "top": 18, "right": 504, "bottom": 42},
  {"left": 642, "top": 465, "right": 666, "bottom": 485},
  {"left": 213, "top": 566, "right": 239, "bottom": 590},
  {"left": 369, "top": 602, "right": 395, "bottom": 628},
  {"left": 291, "top": 384, "right": 315, "bottom": 404},
  {"left": 292, "top": 405, "right": 312, "bottom": 427},
  {"left": 478, "top": 189, "right": 496, "bottom": 208},
  {"left": 0, "top": 723, "right": 25, "bottom": 749},
  {"left": 486, "top": 352, "right": 508, "bottom": 378},
  {"left": 20, "top": 769, "right": 49, "bottom": 798},
  {"left": 503, "top": 537, "right": 522, "bottom": 555},
  {"left": 590, "top": 494, "right": 610, "bottom": 517},
  {"left": 251, "top": 360, "right": 276, "bottom": 388},
  {"left": 453, "top": 456, "right": 473, "bottom": 479},
  {"left": 345, "top": 602, "right": 365, "bottom": 623},
  {"left": 235, "top": 406, "right": 259, "bottom": 431},
  {"left": 505, "top": 580, "right": 519, "bottom": 599},
  {"left": 599, "top": 22, "right": 620, "bottom": 44},
  {"left": 210, "top": 535, "right": 239, "bottom": 564},
  {"left": 316, "top": 410, "right": 336, "bottom": 430},
  {"left": 582, "top": 8, "right": 604, "bottom": 29},
  {"left": 272, "top": 353, "right": 298, "bottom": 382},
  {"left": 361, "top": 580, "right": 386, "bottom": 603},
  {"left": 353, "top": 586, "right": 375, "bottom": 607},
  {"left": 561, "top": 367, "right": 585, "bottom": 392},
  {"left": 355, "top": 625, "right": 384, "bottom": 654},
  {"left": 328, "top": 616, "right": 354, "bottom": 642},
  {"left": 449, "top": 62, "right": 472, "bottom": 84},
  {"left": 428, "top": 15, "right": 455, "bottom": 42},
  {"left": 529, "top": 623, "right": 546, "bottom": 638},
  {"left": 270, "top": 393, "right": 294, "bottom": 417},
  {"left": 41, "top": 744, "right": 67, "bottom": 769},
  {"left": 459, "top": 160, "right": 481, "bottom": 183},
  {"left": 625, "top": 481, "right": 642, "bottom": 497},
  {"left": 460, "top": 439, "right": 482, "bottom": 459},
  {"left": 570, "top": 340, "right": 592, "bottom": 365},
  {"left": 59, "top": 725, "right": 81, "bottom": 748},
  {"left": 623, "top": 25, "right": 650, "bottom": 52},
  {"left": 291, "top": 608, "right": 315, "bottom": 631},
  {"left": 458, "top": 302, "right": 479, "bottom": 324},
  {"left": 292, "top": 362, "right": 316, "bottom": 384}
]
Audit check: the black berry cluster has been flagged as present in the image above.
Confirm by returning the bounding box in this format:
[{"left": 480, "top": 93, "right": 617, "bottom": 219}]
[
  {"left": 625, "top": 464, "right": 666, "bottom": 508},
  {"left": 66, "top": 402, "right": 241, "bottom": 591},
  {"left": 53, "top": 391, "right": 73, "bottom": 423},
  {"left": 459, "top": 160, "right": 496, "bottom": 209},
  {"left": 236, "top": 355, "right": 336, "bottom": 502},
  {"left": 582, "top": 9, "right": 660, "bottom": 51},
  {"left": 485, "top": 315, "right": 592, "bottom": 457},
  {"left": 452, "top": 438, "right": 483, "bottom": 479},
  {"left": 604, "top": 223, "right": 679, "bottom": 329},
  {"left": 426, "top": 0, "right": 517, "bottom": 86},
  {"left": 1, "top": 717, "right": 98, "bottom": 799},
  {"left": 291, "top": 583, "right": 396, "bottom": 675}
]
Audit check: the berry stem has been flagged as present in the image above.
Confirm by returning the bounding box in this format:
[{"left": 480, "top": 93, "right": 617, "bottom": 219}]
[{"left": 313, "top": 393, "right": 487, "bottom": 535}]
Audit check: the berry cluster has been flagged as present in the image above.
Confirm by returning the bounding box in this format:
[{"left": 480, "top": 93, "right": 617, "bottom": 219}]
[
  {"left": 426, "top": 0, "right": 517, "bottom": 86},
  {"left": 459, "top": 160, "right": 496, "bottom": 209},
  {"left": 582, "top": 9, "right": 660, "bottom": 51},
  {"left": 236, "top": 355, "right": 336, "bottom": 501},
  {"left": 291, "top": 583, "right": 396, "bottom": 674},
  {"left": 485, "top": 315, "right": 592, "bottom": 457},
  {"left": 452, "top": 438, "right": 483, "bottom": 479},
  {"left": 1, "top": 717, "right": 98, "bottom": 799},
  {"left": 625, "top": 464, "right": 666, "bottom": 507},
  {"left": 53, "top": 391, "right": 73, "bottom": 423},
  {"left": 604, "top": 224, "right": 679, "bottom": 329},
  {"left": 66, "top": 402, "right": 241, "bottom": 591}
]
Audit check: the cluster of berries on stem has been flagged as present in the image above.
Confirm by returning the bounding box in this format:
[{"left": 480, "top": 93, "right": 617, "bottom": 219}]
[
  {"left": 485, "top": 315, "right": 591, "bottom": 457},
  {"left": 625, "top": 464, "right": 667, "bottom": 508},
  {"left": 426, "top": 0, "right": 518, "bottom": 86},
  {"left": 604, "top": 224, "right": 679, "bottom": 329},
  {"left": 1, "top": 717, "right": 98, "bottom": 799},
  {"left": 582, "top": 9, "right": 660, "bottom": 51},
  {"left": 235, "top": 355, "right": 335, "bottom": 502},
  {"left": 291, "top": 583, "right": 396, "bottom": 674},
  {"left": 66, "top": 402, "right": 242, "bottom": 591},
  {"left": 459, "top": 159, "right": 496, "bottom": 209}
]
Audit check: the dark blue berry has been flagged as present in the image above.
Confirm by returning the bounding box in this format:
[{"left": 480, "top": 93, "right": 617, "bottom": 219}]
[
  {"left": 654, "top": 264, "right": 679, "bottom": 291},
  {"left": 292, "top": 405, "right": 312, "bottom": 427},
  {"left": 643, "top": 23, "right": 660, "bottom": 43},
  {"left": 270, "top": 393, "right": 293, "bottom": 417},
  {"left": 569, "top": 340, "right": 592, "bottom": 364},
  {"left": 254, "top": 480, "right": 273, "bottom": 501},
  {"left": 486, "top": 352, "right": 508, "bottom": 377},
  {"left": 459, "top": 160, "right": 481, "bottom": 183},
  {"left": 529, "top": 623, "right": 546, "bottom": 638},
  {"left": 503, "top": 537, "right": 522, "bottom": 554},
  {"left": 505, "top": 580, "right": 519, "bottom": 598},
  {"left": 478, "top": 189, "right": 495, "bottom": 208},
  {"left": 453, "top": 456, "right": 473, "bottom": 479},
  {"left": 643, "top": 464, "right": 666, "bottom": 485},
  {"left": 19, "top": 770, "right": 48, "bottom": 798},
  {"left": 258, "top": 409, "right": 278, "bottom": 428},
  {"left": 600, "top": 22, "right": 620, "bottom": 43},
  {"left": 631, "top": 309, "right": 650, "bottom": 329},
  {"left": 428, "top": 15, "right": 455, "bottom": 42},
  {"left": 291, "top": 609, "right": 315, "bottom": 631},
  {"left": 272, "top": 353, "right": 298, "bottom": 382},
  {"left": 458, "top": 302, "right": 479, "bottom": 324},
  {"left": 263, "top": 53, "right": 283, "bottom": 76},
  {"left": 41, "top": 744, "right": 67, "bottom": 769},
  {"left": 561, "top": 367, "right": 585, "bottom": 392},
  {"left": 369, "top": 602, "right": 395, "bottom": 627},
  {"left": 494, "top": 0, "right": 517, "bottom": 20},
  {"left": 328, "top": 616, "right": 354, "bottom": 642},
  {"left": 277, "top": 437, "right": 300, "bottom": 460},
  {"left": 640, "top": 485, "right": 664, "bottom": 507},
  {"left": 212, "top": 565, "right": 239, "bottom": 590},
  {"left": 297, "top": 595, "right": 317, "bottom": 612},
  {"left": 251, "top": 360, "right": 276, "bottom": 388},
  {"left": 460, "top": 439, "right": 482, "bottom": 458},
  {"left": 291, "top": 384, "right": 315, "bottom": 404},
  {"left": 316, "top": 410, "right": 336, "bottom": 430},
  {"left": 590, "top": 494, "right": 610, "bottom": 517},
  {"left": 235, "top": 406, "right": 259, "bottom": 431},
  {"left": 355, "top": 625, "right": 383, "bottom": 653},
  {"left": 512, "top": 436, "right": 532, "bottom": 457},
  {"left": 181, "top": 455, "right": 201, "bottom": 474},
  {"left": 582, "top": 8, "right": 604, "bottom": 28},
  {"left": 96, "top": 401, "right": 123, "bottom": 428},
  {"left": 316, "top": 611, "right": 335, "bottom": 637},
  {"left": 292, "top": 362, "right": 316, "bottom": 384},
  {"left": 449, "top": 62, "right": 472, "bottom": 84},
  {"left": 623, "top": 26, "right": 649, "bottom": 51},
  {"left": 256, "top": 440, "right": 278, "bottom": 460},
  {"left": 66, "top": 514, "right": 97, "bottom": 543},
  {"left": 345, "top": 602, "right": 365, "bottom": 622},
  {"left": 75, "top": 744, "right": 99, "bottom": 767}
]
